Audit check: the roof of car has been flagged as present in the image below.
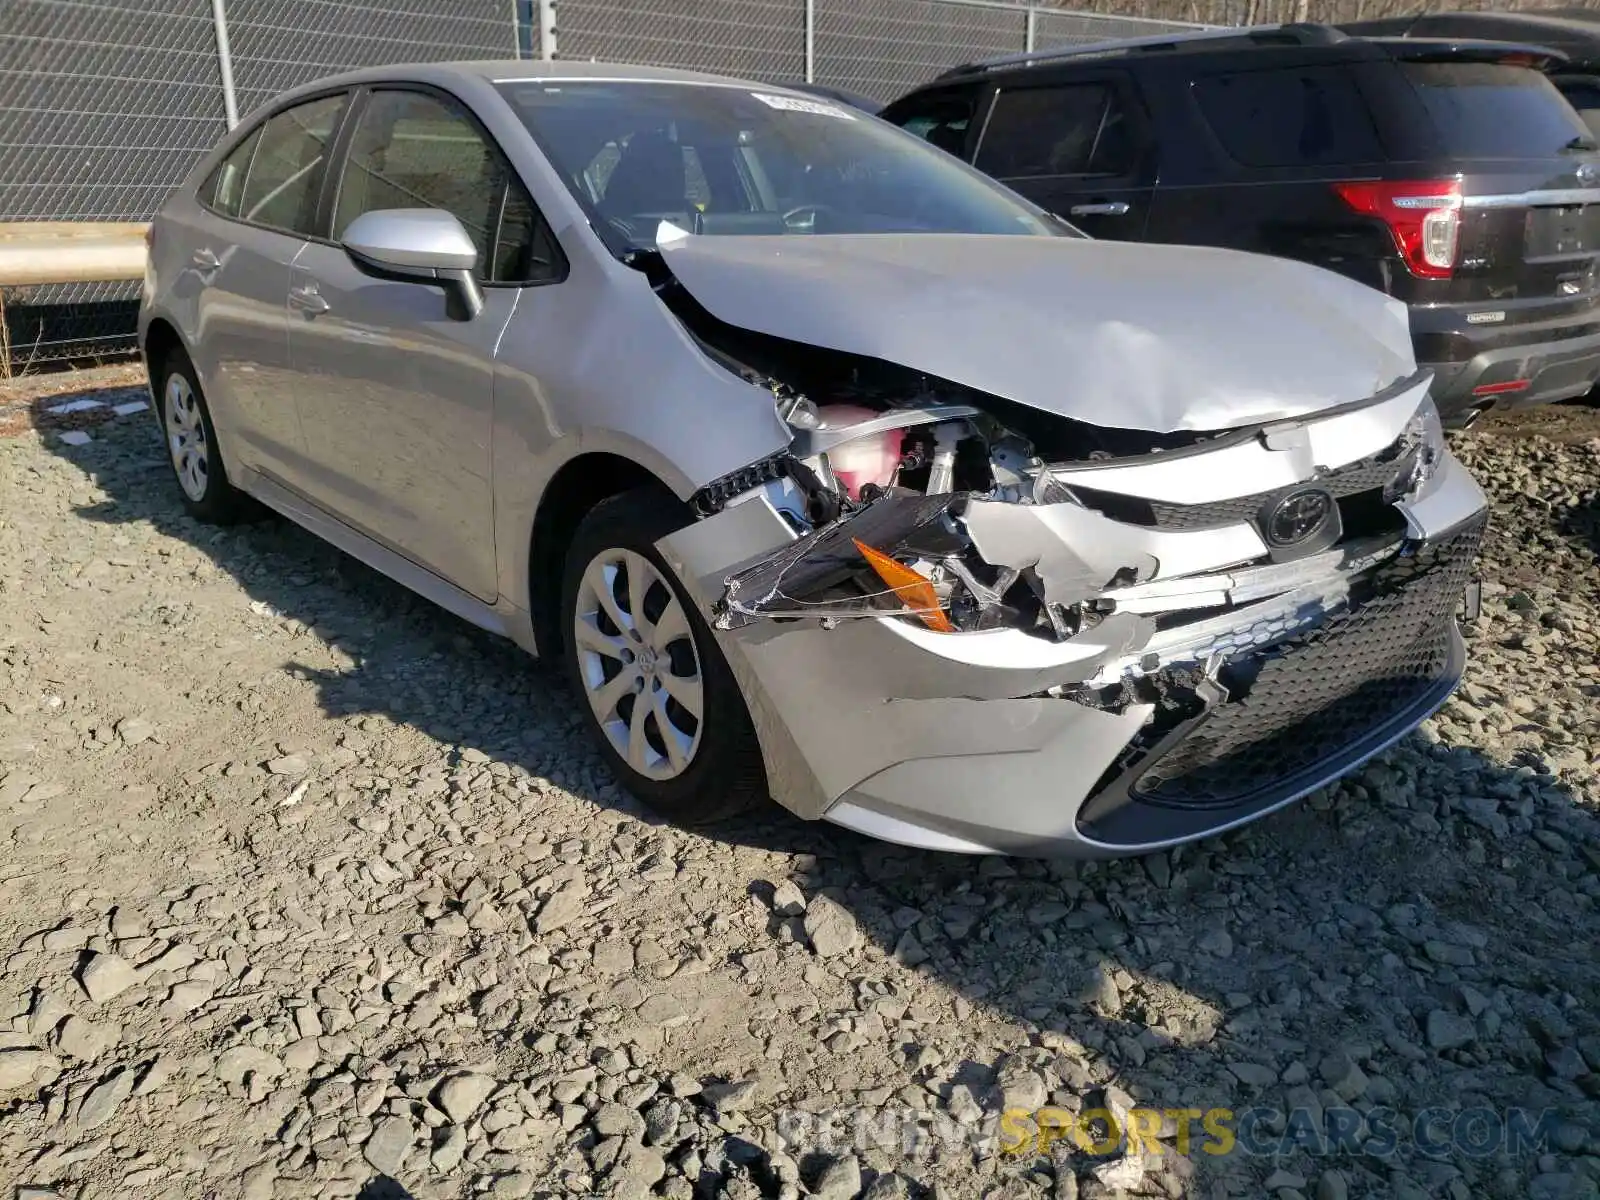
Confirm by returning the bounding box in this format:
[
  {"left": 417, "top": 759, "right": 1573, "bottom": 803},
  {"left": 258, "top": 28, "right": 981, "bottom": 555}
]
[
  {"left": 928, "top": 20, "right": 1568, "bottom": 82},
  {"left": 298, "top": 58, "right": 812, "bottom": 93},
  {"left": 936, "top": 21, "right": 1343, "bottom": 78}
]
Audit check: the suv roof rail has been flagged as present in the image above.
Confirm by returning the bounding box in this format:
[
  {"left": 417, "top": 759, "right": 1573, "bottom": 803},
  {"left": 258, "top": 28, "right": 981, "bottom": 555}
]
[{"left": 938, "top": 21, "right": 1348, "bottom": 79}]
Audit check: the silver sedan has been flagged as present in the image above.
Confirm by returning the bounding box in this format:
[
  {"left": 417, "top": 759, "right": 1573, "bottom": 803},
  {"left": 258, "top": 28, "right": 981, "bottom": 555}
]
[{"left": 139, "top": 60, "right": 1488, "bottom": 857}]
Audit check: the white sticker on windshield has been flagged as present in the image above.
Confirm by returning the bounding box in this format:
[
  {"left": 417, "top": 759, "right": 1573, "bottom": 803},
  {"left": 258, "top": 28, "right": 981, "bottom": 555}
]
[
  {"left": 750, "top": 91, "right": 856, "bottom": 120},
  {"left": 655, "top": 219, "right": 691, "bottom": 247}
]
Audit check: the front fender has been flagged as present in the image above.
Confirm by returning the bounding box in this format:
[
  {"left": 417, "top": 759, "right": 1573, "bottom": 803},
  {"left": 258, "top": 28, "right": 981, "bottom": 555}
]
[{"left": 489, "top": 255, "right": 794, "bottom": 616}]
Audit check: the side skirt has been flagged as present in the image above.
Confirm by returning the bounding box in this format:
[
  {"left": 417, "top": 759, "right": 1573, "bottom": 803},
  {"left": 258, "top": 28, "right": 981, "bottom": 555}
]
[{"left": 239, "top": 468, "right": 515, "bottom": 643}]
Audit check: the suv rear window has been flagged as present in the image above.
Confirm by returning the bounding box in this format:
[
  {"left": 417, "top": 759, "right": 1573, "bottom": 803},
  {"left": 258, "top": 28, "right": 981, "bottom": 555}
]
[
  {"left": 1192, "top": 65, "right": 1384, "bottom": 168},
  {"left": 1401, "top": 62, "right": 1593, "bottom": 158}
]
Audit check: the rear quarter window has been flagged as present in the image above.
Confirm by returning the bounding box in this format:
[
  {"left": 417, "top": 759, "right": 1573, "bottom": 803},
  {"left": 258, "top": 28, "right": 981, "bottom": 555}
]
[
  {"left": 1192, "top": 65, "right": 1385, "bottom": 168},
  {"left": 1556, "top": 77, "right": 1600, "bottom": 140},
  {"left": 1403, "top": 62, "right": 1592, "bottom": 158}
]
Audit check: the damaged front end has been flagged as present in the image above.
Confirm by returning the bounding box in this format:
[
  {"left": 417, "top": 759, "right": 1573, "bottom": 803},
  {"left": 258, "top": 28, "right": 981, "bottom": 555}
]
[{"left": 646, "top": 239, "right": 1487, "bottom": 857}]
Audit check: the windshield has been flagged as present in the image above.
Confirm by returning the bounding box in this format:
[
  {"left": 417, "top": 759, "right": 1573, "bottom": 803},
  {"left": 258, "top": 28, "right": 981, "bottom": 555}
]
[
  {"left": 1402, "top": 62, "right": 1596, "bottom": 158},
  {"left": 495, "top": 80, "right": 1062, "bottom": 253}
]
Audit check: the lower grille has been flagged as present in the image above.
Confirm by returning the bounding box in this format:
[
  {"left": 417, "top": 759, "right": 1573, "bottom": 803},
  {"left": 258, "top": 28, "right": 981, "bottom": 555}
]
[{"left": 1087, "top": 519, "right": 1482, "bottom": 814}]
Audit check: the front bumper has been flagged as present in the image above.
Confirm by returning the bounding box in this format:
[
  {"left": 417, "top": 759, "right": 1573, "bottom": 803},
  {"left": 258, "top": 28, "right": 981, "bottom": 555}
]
[
  {"left": 828, "top": 517, "right": 1480, "bottom": 857},
  {"left": 659, "top": 440, "right": 1487, "bottom": 858}
]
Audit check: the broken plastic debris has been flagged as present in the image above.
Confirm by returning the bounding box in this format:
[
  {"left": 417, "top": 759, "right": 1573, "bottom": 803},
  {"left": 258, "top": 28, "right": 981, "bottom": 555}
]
[
  {"left": 46, "top": 399, "right": 106, "bottom": 415},
  {"left": 56, "top": 431, "right": 92, "bottom": 446},
  {"left": 111, "top": 400, "right": 149, "bottom": 416},
  {"left": 280, "top": 781, "right": 310, "bottom": 808}
]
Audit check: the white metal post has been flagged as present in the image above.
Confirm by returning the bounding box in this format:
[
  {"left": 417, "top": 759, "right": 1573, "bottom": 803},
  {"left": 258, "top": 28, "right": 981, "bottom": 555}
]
[
  {"left": 1025, "top": 6, "right": 1036, "bottom": 53},
  {"left": 805, "top": 0, "right": 816, "bottom": 83},
  {"left": 538, "top": 0, "right": 558, "bottom": 60},
  {"left": 210, "top": 0, "right": 240, "bottom": 129}
]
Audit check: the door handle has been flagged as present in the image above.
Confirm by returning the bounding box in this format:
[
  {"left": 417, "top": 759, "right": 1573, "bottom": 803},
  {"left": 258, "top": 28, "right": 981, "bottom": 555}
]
[
  {"left": 1068, "top": 201, "right": 1131, "bottom": 217},
  {"left": 288, "top": 284, "right": 330, "bottom": 315},
  {"left": 191, "top": 247, "right": 221, "bottom": 274}
]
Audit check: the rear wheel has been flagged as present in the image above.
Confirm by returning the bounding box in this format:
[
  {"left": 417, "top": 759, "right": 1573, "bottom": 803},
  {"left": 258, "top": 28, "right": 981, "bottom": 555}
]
[
  {"left": 560, "top": 489, "right": 766, "bottom": 825},
  {"left": 156, "top": 348, "right": 248, "bottom": 524}
]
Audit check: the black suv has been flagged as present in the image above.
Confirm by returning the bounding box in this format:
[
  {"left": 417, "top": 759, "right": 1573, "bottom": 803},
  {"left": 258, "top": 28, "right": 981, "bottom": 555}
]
[{"left": 882, "top": 24, "right": 1600, "bottom": 423}]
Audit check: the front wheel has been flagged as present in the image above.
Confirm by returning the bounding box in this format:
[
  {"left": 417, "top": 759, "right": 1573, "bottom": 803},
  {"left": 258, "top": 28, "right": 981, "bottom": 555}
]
[{"left": 560, "top": 490, "right": 766, "bottom": 825}]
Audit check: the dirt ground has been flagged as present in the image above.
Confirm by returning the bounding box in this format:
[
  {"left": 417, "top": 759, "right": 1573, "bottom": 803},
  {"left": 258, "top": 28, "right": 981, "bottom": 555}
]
[{"left": 0, "top": 366, "right": 1597, "bottom": 1200}]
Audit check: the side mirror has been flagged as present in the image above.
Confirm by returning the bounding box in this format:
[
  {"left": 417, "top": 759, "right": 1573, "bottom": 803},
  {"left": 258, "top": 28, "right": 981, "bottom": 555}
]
[{"left": 340, "top": 208, "right": 483, "bottom": 319}]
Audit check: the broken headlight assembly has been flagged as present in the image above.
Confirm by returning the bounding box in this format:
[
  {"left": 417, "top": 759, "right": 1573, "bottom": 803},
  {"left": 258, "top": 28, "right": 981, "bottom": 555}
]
[{"left": 717, "top": 403, "right": 1106, "bottom": 641}]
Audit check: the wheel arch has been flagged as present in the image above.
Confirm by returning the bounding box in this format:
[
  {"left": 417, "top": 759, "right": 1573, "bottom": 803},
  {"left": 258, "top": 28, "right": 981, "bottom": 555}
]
[
  {"left": 527, "top": 452, "right": 681, "bottom": 660},
  {"left": 141, "top": 316, "right": 188, "bottom": 388}
]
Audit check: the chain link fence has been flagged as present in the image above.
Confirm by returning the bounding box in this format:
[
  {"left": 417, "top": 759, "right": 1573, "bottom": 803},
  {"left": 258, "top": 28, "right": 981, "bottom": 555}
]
[
  {"left": 0, "top": 0, "right": 1205, "bottom": 370},
  {"left": 548, "top": 0, "right": 1207, "bottom": 99}
]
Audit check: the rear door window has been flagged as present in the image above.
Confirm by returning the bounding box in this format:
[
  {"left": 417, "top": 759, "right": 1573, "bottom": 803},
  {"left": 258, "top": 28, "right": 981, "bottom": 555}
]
[
  {"left": 1192, "top": 66, "right": 1384, "bottom": 167},
  {"left": 975, "top": 84, "right": 1135, "bottom": 178},
  {"left": 1401, "top": 62, "right": 1593, "bottom": 158},
  {"left": 238, "top": 93, "right": 347, "bottom": 235}
]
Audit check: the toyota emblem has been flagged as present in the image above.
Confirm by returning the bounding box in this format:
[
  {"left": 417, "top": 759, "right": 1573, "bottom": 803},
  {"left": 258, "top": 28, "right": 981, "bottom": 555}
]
[{"left": 1265, "top": 488, "right": 1334, "bottom": 547}]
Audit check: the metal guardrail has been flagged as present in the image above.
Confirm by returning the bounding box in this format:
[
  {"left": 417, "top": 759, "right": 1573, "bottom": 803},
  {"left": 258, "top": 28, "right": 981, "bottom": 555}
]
[
  {"left": 0, "top": 224, "right": 148, "bottom": 287},
  {"left": 0, "top": 224, "right": 147, "bottom": 378}
]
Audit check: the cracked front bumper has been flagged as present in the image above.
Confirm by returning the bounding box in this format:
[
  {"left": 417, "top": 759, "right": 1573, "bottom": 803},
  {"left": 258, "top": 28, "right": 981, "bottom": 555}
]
[{"left": 658, "top": 452, "right": 1487, "bottom": 858}]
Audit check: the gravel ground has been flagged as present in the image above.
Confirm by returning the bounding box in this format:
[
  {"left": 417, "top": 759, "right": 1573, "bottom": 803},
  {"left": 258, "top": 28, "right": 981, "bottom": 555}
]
[{"left": 0, "top": 370, "right": 1597, "bottom": 1200}]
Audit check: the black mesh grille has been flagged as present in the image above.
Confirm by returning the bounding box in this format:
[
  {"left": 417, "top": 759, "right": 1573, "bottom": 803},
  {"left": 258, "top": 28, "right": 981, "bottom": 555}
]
[
  {"left": 1106, "top": 519, "right": 1483, "bottom": 811},
  {"left": 1071, "top": 443, "right": 1417, "bottom": 532}
]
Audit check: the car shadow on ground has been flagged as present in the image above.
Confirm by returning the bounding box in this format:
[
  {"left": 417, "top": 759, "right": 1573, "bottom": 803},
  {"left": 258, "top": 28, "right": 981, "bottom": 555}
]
[{"left": 46, "top": 383, "right": 1600, "bottom": 1198}]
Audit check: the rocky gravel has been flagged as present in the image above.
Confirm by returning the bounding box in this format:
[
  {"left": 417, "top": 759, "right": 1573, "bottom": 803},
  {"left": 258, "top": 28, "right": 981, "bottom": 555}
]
[{"left": 0, "top": 372, "right": 1597, "bottom": 1200}]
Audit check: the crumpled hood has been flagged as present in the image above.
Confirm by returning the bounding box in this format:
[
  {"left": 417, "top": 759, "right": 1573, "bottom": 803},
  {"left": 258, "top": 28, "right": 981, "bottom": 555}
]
[{"left": 656, "top": 231, "right": 1418, "bottom": 434}]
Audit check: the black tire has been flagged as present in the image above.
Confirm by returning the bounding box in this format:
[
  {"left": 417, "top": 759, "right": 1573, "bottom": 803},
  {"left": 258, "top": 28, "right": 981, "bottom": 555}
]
[
  {"left": 559, "top": 488, "right": 767, "bottom": 825},
  {"left": 154, "top": 346, "right": 250, "bottom": 524}
]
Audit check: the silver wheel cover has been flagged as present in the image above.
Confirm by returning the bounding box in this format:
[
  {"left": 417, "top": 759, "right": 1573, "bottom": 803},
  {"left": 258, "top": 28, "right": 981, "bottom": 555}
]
[
  {"left": 573, "top": 548, "right": 704, "bottom": 781},
  {"left": 164, "top": 373, "right": 209, "bottom": 502}
]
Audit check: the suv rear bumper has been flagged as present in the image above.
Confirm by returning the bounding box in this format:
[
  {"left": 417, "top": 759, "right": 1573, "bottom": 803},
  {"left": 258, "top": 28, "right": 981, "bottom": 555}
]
[{"left": 1417, "top": 315, "right": 1600, "bottom": 424}]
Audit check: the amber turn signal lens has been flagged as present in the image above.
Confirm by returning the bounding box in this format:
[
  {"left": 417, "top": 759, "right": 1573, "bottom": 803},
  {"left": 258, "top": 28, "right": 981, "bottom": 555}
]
[{"left": 852, "top": 539, "right": 955, "bottom": 633}]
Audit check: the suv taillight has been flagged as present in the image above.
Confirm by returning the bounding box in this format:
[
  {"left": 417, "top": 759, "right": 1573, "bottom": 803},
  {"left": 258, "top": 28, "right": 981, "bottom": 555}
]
[{"left": 1332, "top": 180, "right": 1462, "bottom": 279}]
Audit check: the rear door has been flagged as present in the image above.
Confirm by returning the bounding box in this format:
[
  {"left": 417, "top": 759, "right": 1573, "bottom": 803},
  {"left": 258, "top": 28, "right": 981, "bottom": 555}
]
[
  {"left": 190, "top": 92, "right": 349, "bottom": 483},
  {"left": 968, "top": 73, "right": 1155, "bottom": 239}
]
